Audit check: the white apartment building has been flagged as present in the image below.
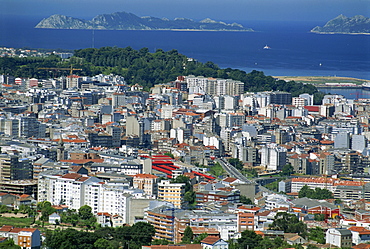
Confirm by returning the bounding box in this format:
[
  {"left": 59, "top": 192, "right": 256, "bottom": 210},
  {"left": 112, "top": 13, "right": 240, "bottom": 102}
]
[
  {"left": 290, "top": 177, "right": 337, "bottom": 193},
  {"left": 38, "top": 171, "right": 102, "bottom": 211},
  {"left": 99, "top": 183, "right": 132, "bottom": 222},
  {"left": 292, "top": 97, "right": 306, "bottom": 107},
  {"left": 38, "top": 170, "right": 151, "bottom": 217}
]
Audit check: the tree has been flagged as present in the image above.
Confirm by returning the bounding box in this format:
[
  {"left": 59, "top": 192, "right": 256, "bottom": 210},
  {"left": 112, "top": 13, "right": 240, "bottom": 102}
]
[
  {"left": 182, "top": 226, "right": 193, "bottom": 244},
  {"left": 240, "top": 195, "right": 253, "bottom": 205},
  {"left": 78, "top": 205, "right": 94, "bottom": 220},
  {"left": 60, "top": 209, "right": 79, "bottom": 226},
  {"left": 184, "top": 191, "right": 196, "bottom": 206},
  {"left": 0, "top": 238, "right": 21, "bottom": 249},
  {"left": 130, "top": 222, "right": 156, "bottom": 246},
  {"left": 298, "top": 185, "right": 313, "bottom": 198},
  {"left": 172, "top": 175, "right": 192, "bottom": 192},
  {"left": 37, "top": 201, "right": 55, "bottom": 222},
  {"left": 298, "top": 185, "right": 333, "bottom": 199},
  {"left": 193, "top": 233, "right": 208, "bottom": 244},
  {"left": 237, "top": 230, "right": 263, "bottom": 249},
  {"left": 280, "top": 164, "right": 294, "bottom": 176},
  {"left": 269, "top": 212, "right": 307, "bottom": 237},
  {"left": 44, "top": 228, "right": 99, "bottom": 249},
  {"left": 314, "top": 213, "right": 325, "bottom": 221},
  {"left": 78, "top": 205, "right": 97, "bottom": 230},
  {"left": 94, "top": 238, "right": 114, "bottom": 249},
  {"left": 0, "top": 205, "right": 8, "bottom": 213},
  {"left": 228, "top": 158, "right": 244, "bottom": 170},
  {"left": 308, "top": 227, "right": 325, "bottom": 244}
]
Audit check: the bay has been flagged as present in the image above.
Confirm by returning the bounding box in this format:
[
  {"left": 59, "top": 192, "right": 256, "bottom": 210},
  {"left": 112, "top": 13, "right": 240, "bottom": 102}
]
[
  {"left": 318, "top": 87, "right": 370, "bottom": 100},
  {"left": 1, "top": 15, "right": 370, "bottom": 80}
]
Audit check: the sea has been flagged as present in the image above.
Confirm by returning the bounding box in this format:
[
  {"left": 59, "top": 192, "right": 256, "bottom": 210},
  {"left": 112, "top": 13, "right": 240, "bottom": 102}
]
[{"left": 1, "top": 15, "right": 370, "bottom": 98}]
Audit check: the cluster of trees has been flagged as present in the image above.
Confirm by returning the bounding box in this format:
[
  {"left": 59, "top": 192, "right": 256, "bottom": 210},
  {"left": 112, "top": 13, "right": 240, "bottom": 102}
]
[
  {"left": 171, "top": 175, "right": 196, "bottom": 207},
  {"left": 44, "top": 222, "right": 155, "bottom": 249},
  {"left": 60, "top": 205, "right": 97, "bottom": 229},
  {"left": 235, "top": 228, "right": 324, "bottom": 249},
  {"left": 268, "top": 212, "right": 325, "bottom": 245},
  {"left": 235, "top": 230, "right": 291, "bottom": 249},
  {"left": 298, "top": 185, "right": 333, "bottom": 199},
  {"left": 228, "top": 158, "right": 244, "bottom": 170},
  {"left": 0, "top": 46, "right": 324, "bottom": 102},
  {"left": 228, "top": 158, "right": 258, "bottom": 177},
  {"left": 0, "top": 239, "right": 20, "bottom": 249},
  {"left": 232, "top": 212, "right": 326, "bottom": 249},
  {"left": 280, "top": 164, "right": 295, "bottom": 176},
  {"left": 269, "top": 212, "right": 307, "bottom": 236}
]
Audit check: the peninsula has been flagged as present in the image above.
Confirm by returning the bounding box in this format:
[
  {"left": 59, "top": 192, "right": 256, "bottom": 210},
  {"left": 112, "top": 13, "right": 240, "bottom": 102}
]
[
  {"left": 35, "top": 12, "right": 253, "bottom": 31},
  {"left": 311, "top": 14, "right": 370, "bottom": 34}
]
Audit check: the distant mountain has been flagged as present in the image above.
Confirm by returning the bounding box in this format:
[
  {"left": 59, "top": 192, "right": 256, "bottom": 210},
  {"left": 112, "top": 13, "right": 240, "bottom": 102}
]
[
  {"left": 311, "top": 14, "right": 370, "bottom": 34},
  {"left": 35, "top": 12, "right": 253, "bottom": 31}
]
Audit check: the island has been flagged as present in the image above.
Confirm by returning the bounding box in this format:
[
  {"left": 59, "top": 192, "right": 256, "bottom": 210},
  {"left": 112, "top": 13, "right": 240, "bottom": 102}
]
[
  {"left": 311, "top": 14, "right": 370, "bottom": 34},
  {"left": 35, "top": 12, "right": 253, "bottom": 31}
]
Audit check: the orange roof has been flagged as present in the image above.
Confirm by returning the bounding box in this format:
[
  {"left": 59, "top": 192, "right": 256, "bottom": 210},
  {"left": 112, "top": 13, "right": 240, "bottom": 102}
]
[
  {"left": 9, "top": 228, "right": 23, "bottom": 233},
  {"left": 61, "top": 173, "right": 82, "bottom": 180},
  {"left": 20, "top": 228, "right": 37, "bottom": 233},
  {"left": 353, "top": 244, "right": 370, "bottom": 249},
  {"left": 53, "top": 139, "right": 87, "bottom": 143},
  {"left": 134, "top": 174, "right": 158, "bottom": 179},
  {"left": 0, "top": 226, "right": 13, "bottom": 232},
  {"left": 200, "top": 236, "right": 221, "bottom": 245},
  {"left": 97, "top": 212, "right": 111, "bottom": 216},
  {"left": 222, "top": 177, "right": 238, "bottom": 183}
]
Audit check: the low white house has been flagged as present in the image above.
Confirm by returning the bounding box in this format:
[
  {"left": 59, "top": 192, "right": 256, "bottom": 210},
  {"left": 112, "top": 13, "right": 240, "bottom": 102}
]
[
  {"left": 48, "top": 213, "right": 61, "bottom": 224},
  {"left": 201, "top": 236, "right": 228, "bottom": 249}
]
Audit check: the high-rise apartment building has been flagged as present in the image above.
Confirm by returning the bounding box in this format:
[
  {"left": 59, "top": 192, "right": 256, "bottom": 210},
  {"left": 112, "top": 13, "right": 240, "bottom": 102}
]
[{"left": 158, "top": 180, "right": 185, "bottom": 208}]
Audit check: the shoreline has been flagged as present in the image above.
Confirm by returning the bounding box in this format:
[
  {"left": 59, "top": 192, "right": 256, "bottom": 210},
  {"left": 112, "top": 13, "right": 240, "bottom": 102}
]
[
  {"left": 274, "top": 76, "right": 369, "bottom": 85},
  {"left": 34, "top": 27, "right": 254, "bottom": 32},
  {"left": 311, "top": 31, "right": 370, "bottom": 35}
]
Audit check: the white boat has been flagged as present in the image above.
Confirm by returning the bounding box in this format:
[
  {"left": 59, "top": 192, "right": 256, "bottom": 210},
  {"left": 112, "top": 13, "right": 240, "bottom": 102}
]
[
  {"left": 362, "top": 82, "right": 370, "bottom": 91},
  {"left": 263, "top": 45, "right": 271, "bottom": 49}
]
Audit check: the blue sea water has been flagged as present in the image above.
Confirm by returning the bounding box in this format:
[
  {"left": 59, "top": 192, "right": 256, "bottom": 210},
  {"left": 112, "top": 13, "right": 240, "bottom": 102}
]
[{"left": 1, "top": 15, "right": 370, "bottom": 80}]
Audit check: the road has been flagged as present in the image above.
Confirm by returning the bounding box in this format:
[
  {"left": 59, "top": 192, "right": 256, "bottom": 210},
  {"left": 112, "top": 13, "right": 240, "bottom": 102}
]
[{"left": 216, "top": 158, "right": 273, "bottom": 194}]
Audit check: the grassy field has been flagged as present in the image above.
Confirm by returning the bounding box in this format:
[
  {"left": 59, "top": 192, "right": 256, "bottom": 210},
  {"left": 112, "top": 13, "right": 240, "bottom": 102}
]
[
  {"left": 0, "top": 216, "right": 33, "bottom": 227},
  {"left": 275, "top": 76, "right": 368, "bottom": 85}
]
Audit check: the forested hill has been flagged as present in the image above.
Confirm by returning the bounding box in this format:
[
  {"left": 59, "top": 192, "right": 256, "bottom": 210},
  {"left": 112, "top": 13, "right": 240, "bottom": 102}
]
[{"left": 0, "top": 46, "right": 323, "bottom": 103}]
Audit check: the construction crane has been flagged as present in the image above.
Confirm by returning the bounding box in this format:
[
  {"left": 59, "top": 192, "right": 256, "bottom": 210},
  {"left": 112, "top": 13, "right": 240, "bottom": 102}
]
[{"left": 38, "top": 65, "right": 82, "bottom": 77}]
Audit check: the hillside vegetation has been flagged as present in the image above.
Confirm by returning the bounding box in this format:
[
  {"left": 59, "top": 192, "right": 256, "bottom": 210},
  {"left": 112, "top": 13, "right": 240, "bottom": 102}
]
[{"left": 0, "top": 46, "right": 323, "bottom": 103}]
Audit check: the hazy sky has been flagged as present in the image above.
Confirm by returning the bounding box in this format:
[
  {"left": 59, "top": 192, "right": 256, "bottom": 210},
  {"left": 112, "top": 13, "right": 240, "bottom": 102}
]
[{"left": 3, "top": 0, "right": 369, "bottom": 22}]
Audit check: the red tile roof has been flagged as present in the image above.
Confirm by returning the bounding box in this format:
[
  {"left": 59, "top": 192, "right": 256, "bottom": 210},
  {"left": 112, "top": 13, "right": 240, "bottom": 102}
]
[{"left": 200, "top": 236, "right": 221, "bottom": 245}]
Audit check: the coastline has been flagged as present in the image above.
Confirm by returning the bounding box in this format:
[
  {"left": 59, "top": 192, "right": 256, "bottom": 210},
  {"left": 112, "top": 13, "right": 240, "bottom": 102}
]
[
  {"left": 34, "top": 27, "right": 254, "bottom": 32},
  {"left": 274, "top": 76, "right": 369, "bottom": 85},
  {"left": 310, "top": 31, "right": 370, "bottom": 35}
]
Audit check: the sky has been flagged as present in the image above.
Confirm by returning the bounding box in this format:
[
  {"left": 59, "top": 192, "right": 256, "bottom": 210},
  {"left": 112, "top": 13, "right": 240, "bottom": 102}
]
[{"left": 2, "top": 0, "right": 369, "bottom": 23}]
